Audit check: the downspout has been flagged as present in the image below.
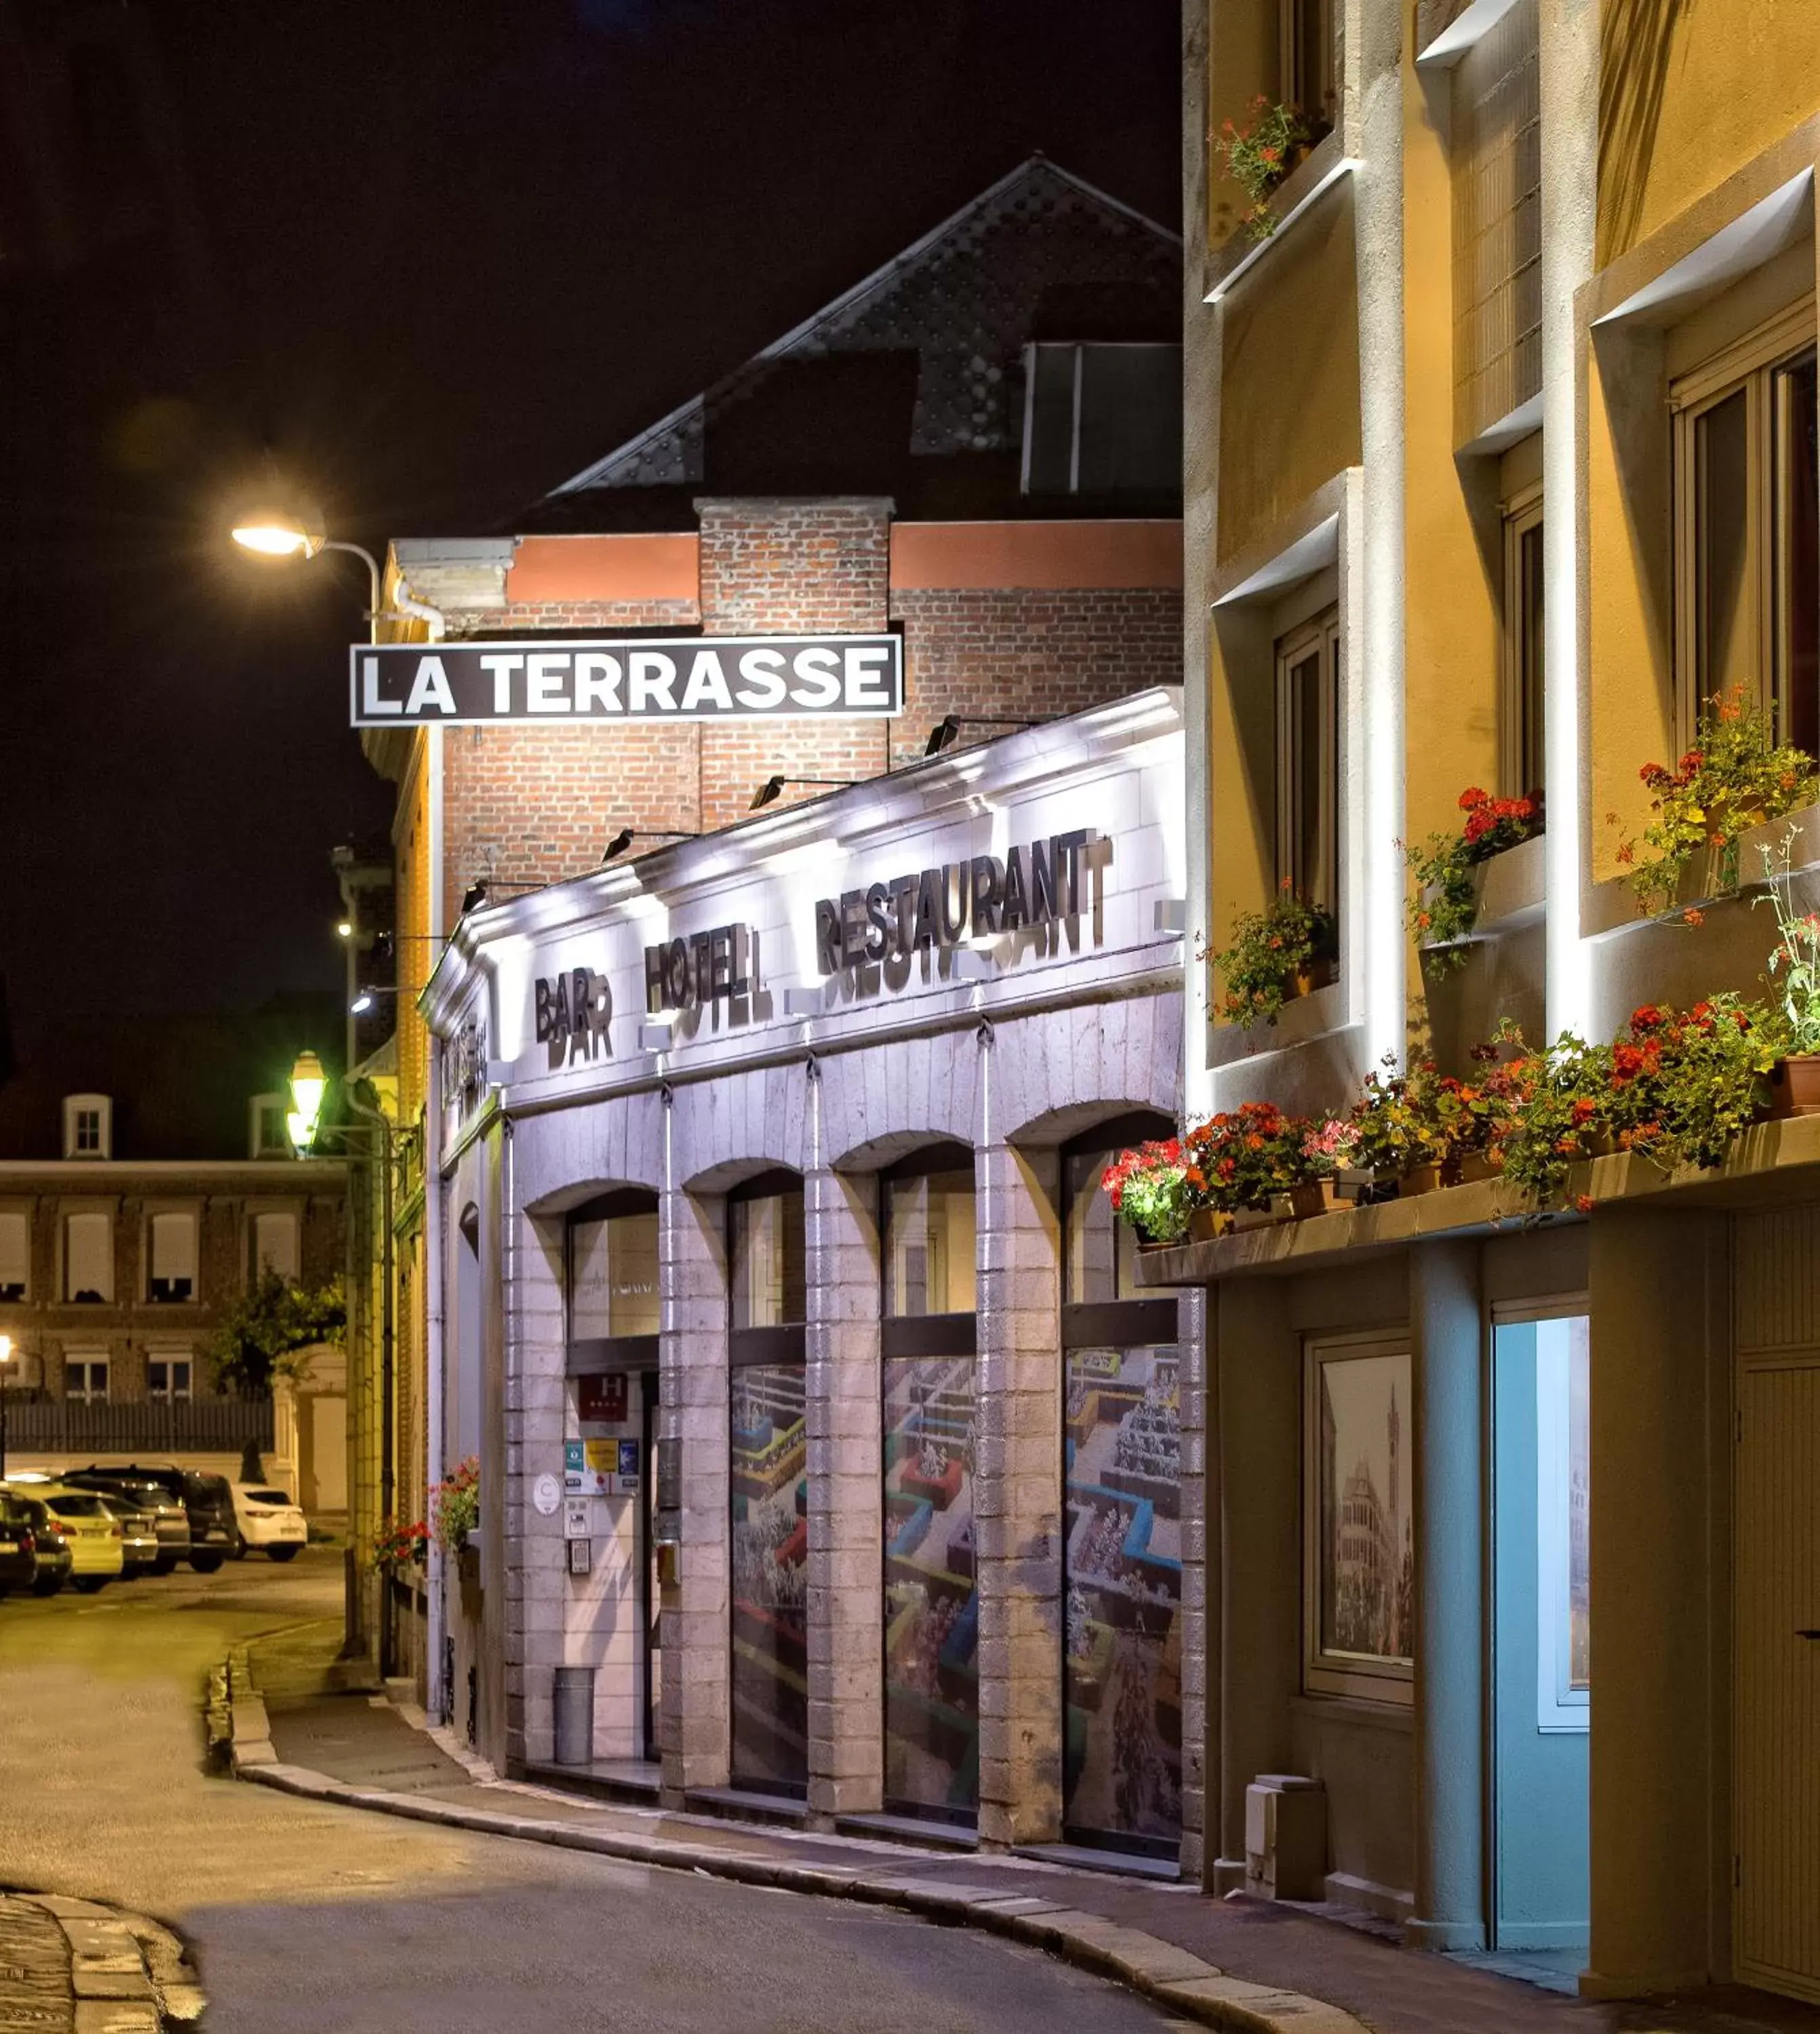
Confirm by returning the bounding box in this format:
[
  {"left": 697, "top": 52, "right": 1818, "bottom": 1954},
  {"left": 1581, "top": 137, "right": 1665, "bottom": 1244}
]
[
  {"left": 424, "top": 715, "right": 448, "bottom": 1719},
  {"left": 344, "top": 1090, "right": 395, "bottom": 1674}
]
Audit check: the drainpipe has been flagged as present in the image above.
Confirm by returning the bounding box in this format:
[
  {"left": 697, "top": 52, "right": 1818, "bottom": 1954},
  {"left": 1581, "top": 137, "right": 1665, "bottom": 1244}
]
[
  {"left": 343, "top": 1089, "right": 395, "bottom": 1674},
  {"left": 424, "top": 718, "right": 448, "bottom": 1719}
]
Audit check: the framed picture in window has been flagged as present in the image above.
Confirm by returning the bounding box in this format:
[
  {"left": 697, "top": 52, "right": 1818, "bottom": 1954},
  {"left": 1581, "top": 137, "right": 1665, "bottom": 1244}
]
[{"left": 1304, "top": 1334, "right": 1415, "bottom": 1701}]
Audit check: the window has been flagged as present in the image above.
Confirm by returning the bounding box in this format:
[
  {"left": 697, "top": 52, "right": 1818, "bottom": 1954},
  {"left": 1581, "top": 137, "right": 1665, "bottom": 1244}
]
[
  {"left": 1503, "top": 485, "right": 1545, "bottom": 797},
  {"left": 1305, "top": 1335, "right": 1414, "bottom": 1702},
  {"left": 1531, "top": 1314, "right": 1589, "bottom": 1726},
  {"left": 1279, "top": 0, "right": 1336, "bottom": 126},
  {"left": 64, "top": 1212, "right": 113, "bottom": 1303},
  {"left": 63, "top": 1095, "right": 111, "bottom": 1160},
  {"left": 148, "top": 1212, "right": 197, "bottom": 1302},
  {"left": 884, "top": 1159, "right": 976, "bottom": 1321},
  {"left": 250, "top": 1096, "right": 290, "bottom": 1159},
  {"left": 1673, "top": 309, "right": 1820, "bottom": 752},
  {"left": 64, "top": 1357, "right": 109, "bottom": 1403},
  {"left": 728, "top": 1174, "right": 808, "bottom": 1793},
  {"left": 1061, "top": 1123, "right": 1185, "bottom": 1852},
  {"left": 1275, "top": 608, "right": 1341, "bottom": 915},
  {"left": 147, "top": 1357, "right": 193, "bottom": 1400},
  {"left": 250, "top": 1212, "right": 299, "bottom": 1283},
  {"left": 0, "top": 1210, "right": 28, "bottom": 1301},
  {"left": 1021, "top": 343, "right": 1182, "bottom": 499},
  {"left": 568, "top": 1200, "right": 659, "bottom": 1344}
]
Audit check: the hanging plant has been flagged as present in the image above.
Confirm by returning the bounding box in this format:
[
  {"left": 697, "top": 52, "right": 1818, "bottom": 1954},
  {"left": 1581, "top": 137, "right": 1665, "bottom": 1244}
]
[
  {"left": 1613, "top": 688, "right": 1817, "bottom": 915},
  {"left": 1406, "top": 786, "right": 1543, "bottom": 968},
  {"left": 431, "top": 1456, "right": 480, "bottom": 1553}
]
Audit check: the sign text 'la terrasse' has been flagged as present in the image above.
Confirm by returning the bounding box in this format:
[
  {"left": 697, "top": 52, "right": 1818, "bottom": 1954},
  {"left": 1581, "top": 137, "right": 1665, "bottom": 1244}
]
[{"left": 350, "top": 634, "right": 903, "bottom": 727}]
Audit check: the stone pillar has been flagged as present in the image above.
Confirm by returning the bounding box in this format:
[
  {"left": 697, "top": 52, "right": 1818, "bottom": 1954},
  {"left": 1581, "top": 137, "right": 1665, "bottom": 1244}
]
[
  {"left": 804, "top": 1157, "right": 884, "bottom": 1821},
  {"left": 1408, "top": 1241, "right": 1485, "bottom": 1951},
  {"left": 500, "top": 1199, "right": 568, "bottom": 1772},
  {"left": 974, "top": 1138, "right": 1064, "bottom": 1848},
  {"left": 659, "top": 1182, "right": 730, "bottom": 1802},
  {"left": 1174, "top": 1283, "right": 1212, "bottom": 1883}
]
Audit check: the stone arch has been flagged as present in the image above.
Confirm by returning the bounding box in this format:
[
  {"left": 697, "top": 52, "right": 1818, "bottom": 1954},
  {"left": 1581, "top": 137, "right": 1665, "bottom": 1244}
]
[
  {"left": 991, "top": 994, "right": 1181, "bottom": 1148},
  {"left": 819, "top": 1029, "right": 981, "bottom": 1174},
  {"left": 514, "top": 1090, "right": 665, "bottom": 1215},
  {"left": 671, "top": 1060, "right": 812, "bottom": 1193}
]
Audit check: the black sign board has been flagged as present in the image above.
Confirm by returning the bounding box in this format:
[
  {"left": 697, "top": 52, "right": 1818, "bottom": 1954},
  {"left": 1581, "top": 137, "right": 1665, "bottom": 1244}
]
[{"left": 350, "top": 634, "right": 903, "bottom": 727}]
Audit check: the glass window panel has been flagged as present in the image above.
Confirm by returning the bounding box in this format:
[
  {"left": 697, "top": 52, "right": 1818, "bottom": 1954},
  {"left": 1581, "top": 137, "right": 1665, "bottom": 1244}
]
[
  {"left": 730, "top": 1362, "right": 808, "bottom": 1788},
  {"left": 1695, "top": 386, "right": 1755, "bottom": 712},
  {"left": 1024, "top": 344, "right": 1077, "bottom": 496},
  {"left": 1519, "top": 517, "right": 1546, "bottom": 795},
  {"left": 1316, "top": 1351, "right": 1413, "bottom": 1667},
  {"left": 883, "top": 1353, "right": 978, "bottom": 1816},
  {"left": 1776, "top": 349, "right": 1819, "bottom": 756},
  {"left": 1075, "top": 346, "right": 1183, "bottom": 497},
  {"left": 732, "top": 1192, "right": 806, "bottom": 1332},
  {"left": 1063, "top": 1342, "right": 1183, "bottom": 1843},
  {"left": 885, "top": 1168, "right": 976, "bottom": 1318},
  {"left": 570, "top": 1212, "right": 660, "bottom": 1340},
  {"left": 1065, "top": 1147, "right": 1141, "bottom": 1304},
  {"left": 252, "top": 1213, "right": 298, "bottom": 1282},
  {"left": 65, "top": 1212, "right": 111, "bottom": 1302}
]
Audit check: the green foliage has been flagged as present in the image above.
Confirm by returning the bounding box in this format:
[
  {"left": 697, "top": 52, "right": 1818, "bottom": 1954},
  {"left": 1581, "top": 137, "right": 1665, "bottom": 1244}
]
[
  {"left": 1406, "top": 787, "right": 1543, "bottom": 969},
  {"left": 1755, "top": 826, "right": 1820, "bottom": 1054},
  {"left": 1212, "top": 890, "right": 1334, "bottom": 1027},
  {"left": 205, "top": 1270, "right": 345, "bottom": 1393},
  {"left": 1100, "top": 1139, "right": 1194, "bottom": 1245},
  {"left": 1215, "top": 97, "right": 1318, "bottom": 239},
  {"left": 431, "top": 1456, "right": 480, "bottom": 1553}
]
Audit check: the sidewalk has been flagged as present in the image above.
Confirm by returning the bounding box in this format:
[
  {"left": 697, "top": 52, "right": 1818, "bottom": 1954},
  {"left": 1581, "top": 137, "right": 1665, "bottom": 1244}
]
[
  {"left": 0, "top": 1891, "right": 203, "bottom": 2033},
  {"left": 233, "top": 1641, "right": 1818, "bottom": 2034}
]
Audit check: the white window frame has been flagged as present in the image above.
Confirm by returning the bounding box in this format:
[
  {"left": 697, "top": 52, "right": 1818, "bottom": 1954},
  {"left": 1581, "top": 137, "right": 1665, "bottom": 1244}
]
[
  {"left": 250, "top": 1094, "right": 291, "bottom": 1160},
  {"left": 0, "top": 1207, "right": 29, "bottom": 1301},
  {"left": 1303, "top": 1329, "right": 1415, "bottom": 1704},
  {"left": 62, "top": 1210, "right": 113, "bottom": 1304},
  {"left": 63, "top": 1094, "right": 111, "bottom": 1160},
  {"left": 146, "top": 1354, "right": 193, "bottom": 1401},
  {"left": 64, "top": 1355, "right": 109, "bottom": 1402},
  {"left": 1274, "top": 606, "right": 1342, "bottom": 915},
  {"left": 1670, "top": 300, "right": 1818, "bottom": 748},
  {"left": 1501, "top": 481, "right": 1545, "bottom": 798}
]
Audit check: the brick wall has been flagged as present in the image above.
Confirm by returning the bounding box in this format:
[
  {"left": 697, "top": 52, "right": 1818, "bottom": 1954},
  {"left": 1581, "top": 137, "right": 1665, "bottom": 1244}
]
[{"left": 433, "top": 502, "right": 1183, "bottom": 901}]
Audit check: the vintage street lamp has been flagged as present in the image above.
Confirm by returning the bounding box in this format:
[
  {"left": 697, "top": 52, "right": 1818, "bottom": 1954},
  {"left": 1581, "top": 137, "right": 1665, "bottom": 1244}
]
[
  {"left": 0, "top": 1333, "right": 13, "bottom": 1480},
  {"left": 287, "top": 1050, "right": 328, "bottom": 1157},
  {"left": 230, "top": 504, "right": 399, "bottom": 645}
]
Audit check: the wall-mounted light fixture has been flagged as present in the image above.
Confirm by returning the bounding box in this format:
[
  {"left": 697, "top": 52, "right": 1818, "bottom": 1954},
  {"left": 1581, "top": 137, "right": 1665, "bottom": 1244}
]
[
  {"left": 750, "top": 776, "right": 857, "bottom": 812},
  {"left": 604, "top": 827, "right": 701, "bottom": 862},
  {"left": 923, "top": 713, "right": 1052, "bottom": 758}
]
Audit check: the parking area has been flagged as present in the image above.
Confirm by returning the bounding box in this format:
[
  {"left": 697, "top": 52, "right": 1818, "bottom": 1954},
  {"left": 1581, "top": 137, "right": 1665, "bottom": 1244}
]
[{"left": 0, "top": 1534, "right": 346, "bottom": 1621}]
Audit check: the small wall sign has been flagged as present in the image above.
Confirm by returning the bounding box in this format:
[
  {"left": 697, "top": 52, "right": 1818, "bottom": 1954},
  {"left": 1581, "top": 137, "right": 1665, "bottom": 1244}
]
[{"left": 577, "top": 1372, "right": 629, "bottom": 1424}]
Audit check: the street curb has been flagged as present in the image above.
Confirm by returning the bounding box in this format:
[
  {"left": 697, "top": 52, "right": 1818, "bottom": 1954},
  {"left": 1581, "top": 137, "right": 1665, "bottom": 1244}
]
[
  {"left": 220, "top": 1656, "right": 1365, "bottom": 2034},
  {"left": 6, "top": 1892, "right": 205, "bottom": 2032}
]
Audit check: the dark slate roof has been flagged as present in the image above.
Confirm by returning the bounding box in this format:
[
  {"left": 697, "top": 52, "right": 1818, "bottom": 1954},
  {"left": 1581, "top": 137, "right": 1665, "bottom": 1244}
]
[
  {"left": 0, "top": 996, "right": 343, "bottom": 1163},
  {"left": 525, "top": 156, "right": 1181, "bottom": 530}
]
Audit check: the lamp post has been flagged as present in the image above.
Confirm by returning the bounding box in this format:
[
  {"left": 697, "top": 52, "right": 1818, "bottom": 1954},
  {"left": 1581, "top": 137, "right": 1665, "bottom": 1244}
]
[
  {"left": 0, "top": 1334, "right": 13, "bottom": 1481},
  {"left": 231, "top": 508, "right": 387, "bottom": 645}
]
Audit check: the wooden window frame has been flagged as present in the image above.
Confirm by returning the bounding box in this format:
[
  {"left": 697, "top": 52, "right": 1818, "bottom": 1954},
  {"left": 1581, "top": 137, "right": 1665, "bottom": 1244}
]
[
  {"left": 1501, "top": 481, "right": 1545, "bottom": 798},
  {"left": 1274, "top": 607, "right": 1342, "bottom": 915}
]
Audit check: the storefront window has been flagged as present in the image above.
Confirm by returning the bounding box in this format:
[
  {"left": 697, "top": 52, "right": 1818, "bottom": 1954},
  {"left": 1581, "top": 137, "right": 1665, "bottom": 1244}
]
[
  {"left": 730, "top": 1175, "right": 808, "bottom": 1792},
  {"left": 569, "top": 1200, "right": 659, "bottom": 1342},
  {"left": 1062, "top": 1124, "right": 1183, "bottom": 1853},
  {"left": 882, "top": 1148, "right": 978, "bottom": 1820}
]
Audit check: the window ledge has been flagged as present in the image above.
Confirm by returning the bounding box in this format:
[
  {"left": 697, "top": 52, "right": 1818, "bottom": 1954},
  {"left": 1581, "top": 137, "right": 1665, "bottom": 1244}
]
[
  {"left": 1417, "top": 833, "right": 1547, "bottom": 956},
  {"left": 1585, "top": 799, "right": 1820, "bottom": 942},
  {"left": 1208, "top": 979, "right": 1344, "bottom": 1066},
  {"left": 1204, "top": 130, "right": 1353, "bottom": 306}
]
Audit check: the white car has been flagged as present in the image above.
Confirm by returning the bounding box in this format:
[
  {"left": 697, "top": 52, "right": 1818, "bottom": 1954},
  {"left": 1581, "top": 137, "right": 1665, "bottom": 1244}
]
[{"left": 229, "top": 1483, "right": 307, "bottom": 1561}]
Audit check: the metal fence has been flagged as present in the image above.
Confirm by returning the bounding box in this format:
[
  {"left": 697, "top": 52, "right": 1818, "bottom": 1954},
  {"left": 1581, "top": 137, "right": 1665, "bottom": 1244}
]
[{"left": 0, "top": 1391, "right": 273, "bottom": 1456}]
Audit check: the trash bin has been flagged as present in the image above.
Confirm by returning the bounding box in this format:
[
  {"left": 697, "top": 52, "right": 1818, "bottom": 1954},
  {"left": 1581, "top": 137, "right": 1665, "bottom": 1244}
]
[{"left": 553, "top": 1664, "right": 595, "bottom": 1766}]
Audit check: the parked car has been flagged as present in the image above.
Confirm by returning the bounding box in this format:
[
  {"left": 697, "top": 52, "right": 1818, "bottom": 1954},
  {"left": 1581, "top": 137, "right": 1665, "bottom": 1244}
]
[
  {"left": 229, "top": 1483, "right": 307, "bottom": 1560},
  {"left": 0, "top": 1490, "right": 41, "bottom": 1596},
  {"left": 0, "top": 1492, "right": 74, "bottom": 1597},
  {"left": 92, "top": 1490, "right": 160, "bottom": 1576},
  {"left": 60, "top": 1472, "right": 191, "bottom": 1572},
  {"left": 73, "top": 1464, "right": 235, "bottom": 1572},
  {"left": 27, "top": 1485, "right": 125, "bottom": 1592}
]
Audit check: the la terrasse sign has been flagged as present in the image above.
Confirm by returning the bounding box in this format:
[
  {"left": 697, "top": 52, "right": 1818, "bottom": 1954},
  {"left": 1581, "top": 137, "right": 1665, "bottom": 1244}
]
[{"left": 349, "top": 633, "right": 903, "bottom": 727}]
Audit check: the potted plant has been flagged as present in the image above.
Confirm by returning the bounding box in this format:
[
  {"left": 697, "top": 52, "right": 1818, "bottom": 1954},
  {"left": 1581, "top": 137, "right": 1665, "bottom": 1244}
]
[
  {"left": 1214, "top": 96, "right": 1327, "bottom": 241},
  {"left": 1406, "top": 786, "right": 1543, "bottom": 967},
  {"left": 1100, "top": 1138, "right": 1198, "bottom": 1249},
  {"left": 1602, "top": 997, "right": 1782, "bottom": 1172},
  {"left": 1614, "top": 688, "right": 1817, "bottom": 915},
  {"left": 1754, "top": 826, "right": 1820, "bottom": 1115},
  {"left": 1478, "top": 1025, "right": 1604, "bottom": 1210},
  {"left": 432, "top": 1455, "right": 482, "bottom": 1610},
  {"left": 1349, "top": 1058, "right": 1458, "bottom": 1193},
  {"left": 1185, "top": 1101, "right": 1311, "bottom": 1235},
  {"left": 1211, "top": 888, "right": 1337, "bottom": 1027},
  {"left": 371, "top": 1515, "right": 429, "bottom": 1573},
  {"left": 1293, "top": 1117, "right": 1362, "bottom": 1216}
]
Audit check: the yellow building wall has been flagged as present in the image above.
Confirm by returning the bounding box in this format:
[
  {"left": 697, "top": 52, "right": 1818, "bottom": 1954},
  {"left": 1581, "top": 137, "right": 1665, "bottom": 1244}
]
[
  {"left": 1598, "top": 0, "right": 1820, "bottom": 265},
  {"left": 1206, "top": 0, "right": 1280, "bottom": 250},
  {"left": 1217, "top": 178, "right": 1362, "bottom": 565}
]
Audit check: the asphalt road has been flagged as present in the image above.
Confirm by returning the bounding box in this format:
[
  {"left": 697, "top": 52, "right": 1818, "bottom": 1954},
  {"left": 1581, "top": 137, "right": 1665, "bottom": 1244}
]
[{"left": 0, "top": 1549, "right": 1183, "bottom": 2032}]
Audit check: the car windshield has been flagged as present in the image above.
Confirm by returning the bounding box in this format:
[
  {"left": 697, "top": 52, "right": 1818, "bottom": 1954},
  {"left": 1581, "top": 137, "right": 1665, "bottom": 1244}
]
[
  {"left": 245, "top": 1490, "right": 295, "bottom": 1507},
  {"left": 45, "top": 1494, "right": 108, "bottom": 1519}
]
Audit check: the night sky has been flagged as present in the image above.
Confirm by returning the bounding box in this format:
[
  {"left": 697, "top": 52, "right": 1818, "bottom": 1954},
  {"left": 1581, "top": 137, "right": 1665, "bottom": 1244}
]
[{"left": 0, "top": 0, "right": 1178, "bottom": 1056}]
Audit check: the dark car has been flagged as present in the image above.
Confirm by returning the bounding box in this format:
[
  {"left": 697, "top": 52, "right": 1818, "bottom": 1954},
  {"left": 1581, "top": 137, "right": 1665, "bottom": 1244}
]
[
  {"left": 76, "top": 1464, "right": 235, "bottom": 1573},
  {"left": 0, "top": 1492, "right": 73, "bottom": 1596},
  {"left": 0, "top": 1491, "right": 39, "bottom": 1596},
  {"left": 61, "top": 1472, "right": 191, "bottom": 1572}
]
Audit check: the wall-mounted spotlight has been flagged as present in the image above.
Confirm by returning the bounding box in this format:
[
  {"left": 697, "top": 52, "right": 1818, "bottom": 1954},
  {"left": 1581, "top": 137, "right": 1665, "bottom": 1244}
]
[
  {"left": 604, "top": 827, "right": 701, "bottom": 862},
  {"left": 750, "top": 775, "right": 857, "bottom": 811},
  {"left": 349, "top": 986, "right": 404, "bottom": 1017},
  {"left": 924, "top": 713, "right": 1052, "bottom": 758}
]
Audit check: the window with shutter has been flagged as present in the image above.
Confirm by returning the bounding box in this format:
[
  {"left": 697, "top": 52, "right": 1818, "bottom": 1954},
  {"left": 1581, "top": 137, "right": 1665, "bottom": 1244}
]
[
  {"left": 149, "top": 1212, "right": 197, "bottom": 1302},
  {"left": 64, "top": 1212, "right": 112, "bottom": 1303},
  {"left": 252, "top": 1212, "right": 299, "bottom": 1283},
  {"left": 0, "top": 1211, "right": 27, "bottom": 1300}
]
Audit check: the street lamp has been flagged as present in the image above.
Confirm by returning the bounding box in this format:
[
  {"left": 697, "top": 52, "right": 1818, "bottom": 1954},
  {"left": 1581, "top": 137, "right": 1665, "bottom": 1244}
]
[
  {"left": 0, "top": 1334, "right": 13, "bottom": 1480},
  {"left": 230, "top": 504, "right": 387, "bottom": 643},
  {"left": 288, "top": 1050, "right": 328, "bottom": 1157}
]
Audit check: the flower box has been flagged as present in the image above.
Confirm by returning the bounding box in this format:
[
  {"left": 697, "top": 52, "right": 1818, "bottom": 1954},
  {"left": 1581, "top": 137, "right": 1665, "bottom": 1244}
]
[
  {"left": 1189, "top": 1208, "right": 1235, "bottom": 1243},
  {"left": 1456, "top": 1151, "right": 1503, "bottom": 1184},
  {"left": 1769, "top": 1054, "right": 1820, "bottom": 1117},
  {"left": 1398, "top": 1162, "right": 1448, "bottom": 1197},
  {"left": 1232, "top": 1204, "right": 1284, "bottom": 1232},
  {"left": 1289, "top": 1180, "right": 1348, "bottom": 1219}
]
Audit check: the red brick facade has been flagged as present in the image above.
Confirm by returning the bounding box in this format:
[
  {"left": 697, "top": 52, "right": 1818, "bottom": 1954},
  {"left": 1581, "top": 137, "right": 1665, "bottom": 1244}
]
[{"left": 433, "top": 500, "right": 1182, "bottom": 904}]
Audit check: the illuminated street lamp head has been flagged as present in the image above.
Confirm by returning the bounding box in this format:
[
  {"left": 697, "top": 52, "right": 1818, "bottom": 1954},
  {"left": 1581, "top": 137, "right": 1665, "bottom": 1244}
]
[
  {"left": 231, "top": 504, "right": 326, "bottom": 560},
  {"left": 0, "top": 1334, "right": 11, "bottom": 1365},
  {"left": 350, "top": 991, "right": 374, "bottom": 1016},
  {"left": 287, "top": 1050, "right": 328, "bottom": 1155},
  {"left": 336, "top": 919, "right": 353, "bottom": 940}
]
